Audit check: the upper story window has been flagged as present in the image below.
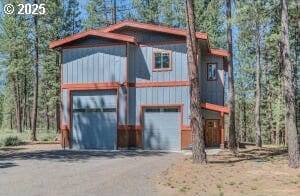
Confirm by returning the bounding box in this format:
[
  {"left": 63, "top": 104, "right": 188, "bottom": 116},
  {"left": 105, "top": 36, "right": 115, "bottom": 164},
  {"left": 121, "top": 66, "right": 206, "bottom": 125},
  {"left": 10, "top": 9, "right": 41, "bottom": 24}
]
[
  {"left": 207, "top": 63, "right": 217, "bottom": 81},
  {"left": 153, "top": 51, "right": 172, "bottom": 71}
]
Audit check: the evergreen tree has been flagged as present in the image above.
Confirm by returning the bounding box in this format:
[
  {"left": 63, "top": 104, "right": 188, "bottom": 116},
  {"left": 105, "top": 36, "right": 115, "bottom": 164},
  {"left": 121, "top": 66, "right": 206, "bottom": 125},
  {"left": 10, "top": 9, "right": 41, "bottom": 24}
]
[
  {"left": 63, "top": 0, "right": 82, "bottom": 36},
  {"left": 132, "top": 0, "right": 160, "bottom": 24},
  {"left": 84, "top": 0, "right": 110, "bottom": 29}
]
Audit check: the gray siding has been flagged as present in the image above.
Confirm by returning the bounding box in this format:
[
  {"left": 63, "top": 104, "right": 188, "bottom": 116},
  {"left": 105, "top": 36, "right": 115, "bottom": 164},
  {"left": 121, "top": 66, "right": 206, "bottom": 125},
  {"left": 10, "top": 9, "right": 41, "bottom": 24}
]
[
  {"left": 202, "top": 110, "right": 221, "bottom": 120},
  {"left": 62, "top": 45, "right": 126, "bottom": 83},
  {"left": 128, "top": 86, "right": 190, "bottom": 125},
  {"left": 118, "top": 86, "right": 126, "bottom": 125},
  {"left": 62, "top": 89, "right": 68, "bottom": 125},
  {"left": 200, "top": 54, "right": 224, "bottom": 105},
  {"left": 114, "top": 28, "right": 185, "bottom": 43},
  {"left": 128, "top": 43, "right": 188, "bottom": 82}
]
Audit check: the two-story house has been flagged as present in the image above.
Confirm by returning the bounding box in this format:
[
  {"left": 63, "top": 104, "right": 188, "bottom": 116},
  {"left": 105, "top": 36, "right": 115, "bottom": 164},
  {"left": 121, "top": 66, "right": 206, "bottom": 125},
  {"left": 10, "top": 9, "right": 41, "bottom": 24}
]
[{"left": 50, "top": 21, "right": 229, "bottom": 150}]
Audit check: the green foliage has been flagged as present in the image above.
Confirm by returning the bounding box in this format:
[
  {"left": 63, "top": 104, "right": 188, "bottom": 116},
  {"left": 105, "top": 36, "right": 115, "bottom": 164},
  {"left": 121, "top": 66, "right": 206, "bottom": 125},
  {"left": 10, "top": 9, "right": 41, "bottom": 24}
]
[
  {"left": 63, "top": 0, "right": 82, "bottom": 36},
  {"left": 195, "top": 0, "right": 226, "bottom": 48},
  {"left": 84, "top": 0, "right": 109, "bottom": 29},
  {"left": 0, "top": 135, "right": 21, "bottom": 147}
]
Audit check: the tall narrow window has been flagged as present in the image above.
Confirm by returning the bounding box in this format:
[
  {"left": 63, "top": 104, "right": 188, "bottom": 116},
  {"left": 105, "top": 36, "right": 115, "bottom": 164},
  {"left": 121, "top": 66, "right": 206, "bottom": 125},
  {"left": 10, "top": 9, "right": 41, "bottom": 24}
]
[
  {"left": 207, "top": 63, "right": 217, "bottom": 81},
  {"left": 153, "top": 51, "right": 172, "bottom": 71}
]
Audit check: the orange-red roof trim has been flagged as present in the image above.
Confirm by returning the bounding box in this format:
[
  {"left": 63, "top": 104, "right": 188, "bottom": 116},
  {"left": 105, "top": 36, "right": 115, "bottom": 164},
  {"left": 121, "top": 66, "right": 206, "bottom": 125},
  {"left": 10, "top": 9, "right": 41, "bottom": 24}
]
[
  {"left": 49, "top": 30, "right": 138, "bottom": 49},
  {"left": 101, "top": 20, "right": 208, "bottom": 40},
  {"left": 201, "top": 102, "right": 229, "bottom": 114},
  {"left": 210, "top": 49, "right": 229, "bottom": 57}
]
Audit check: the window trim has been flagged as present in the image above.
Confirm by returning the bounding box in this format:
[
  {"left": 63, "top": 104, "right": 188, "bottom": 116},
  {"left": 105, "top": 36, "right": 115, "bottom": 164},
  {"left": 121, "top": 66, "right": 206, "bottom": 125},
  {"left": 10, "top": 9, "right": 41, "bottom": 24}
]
[
  {"left": 152, "top": 50, "right": 172, "bottom": 72},
  {"left": 207, "top": 63, "right": 218, "bottom": 81}
]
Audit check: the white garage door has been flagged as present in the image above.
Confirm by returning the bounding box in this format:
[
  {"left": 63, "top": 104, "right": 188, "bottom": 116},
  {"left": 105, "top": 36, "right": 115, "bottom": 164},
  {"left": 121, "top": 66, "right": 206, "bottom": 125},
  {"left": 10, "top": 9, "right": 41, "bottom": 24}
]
[{"left": 143, "top": 107, "right": 180, "bottom": 150}]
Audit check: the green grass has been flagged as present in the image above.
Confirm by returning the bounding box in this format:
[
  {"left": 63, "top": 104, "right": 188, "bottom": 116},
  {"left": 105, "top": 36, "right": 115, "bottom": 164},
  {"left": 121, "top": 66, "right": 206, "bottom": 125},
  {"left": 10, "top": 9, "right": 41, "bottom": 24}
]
[{"left": 0, "top": 129, "right": 58, "bottom": 147}]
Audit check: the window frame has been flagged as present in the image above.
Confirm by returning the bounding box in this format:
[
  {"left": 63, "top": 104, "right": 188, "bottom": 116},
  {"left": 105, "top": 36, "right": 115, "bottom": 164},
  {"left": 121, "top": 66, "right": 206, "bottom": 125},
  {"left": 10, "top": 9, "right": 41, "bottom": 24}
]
[
  {"left": 207, "top": 63, "right": 218, "bottom": 81},
  {"left": 152, "top": 50, "right": 172, "bottom": 72}
]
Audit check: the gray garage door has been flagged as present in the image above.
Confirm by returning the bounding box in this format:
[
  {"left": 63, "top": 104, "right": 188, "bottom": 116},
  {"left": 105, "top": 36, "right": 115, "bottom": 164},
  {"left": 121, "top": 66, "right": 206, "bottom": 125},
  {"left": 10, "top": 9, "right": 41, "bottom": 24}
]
[
  {"left": 143, "top": 107, "right": 180, "bottom": 150},
  {"left": 71, "top": 90, "right": 117, "bottom": 149}
]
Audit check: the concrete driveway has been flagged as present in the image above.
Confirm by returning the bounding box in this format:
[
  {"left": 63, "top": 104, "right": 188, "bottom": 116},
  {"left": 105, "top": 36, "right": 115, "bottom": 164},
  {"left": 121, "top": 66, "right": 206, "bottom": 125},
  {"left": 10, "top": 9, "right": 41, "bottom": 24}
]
[{"left": 0, "top": 149, "right": 182, "bottom": 196}]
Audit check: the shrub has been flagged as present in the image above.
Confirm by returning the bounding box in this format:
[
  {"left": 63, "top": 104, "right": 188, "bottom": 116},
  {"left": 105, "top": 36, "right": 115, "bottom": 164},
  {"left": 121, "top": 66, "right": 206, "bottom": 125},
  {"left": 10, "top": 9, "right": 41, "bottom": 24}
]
[{"left": 0, "top": 135, "right": 21, "bottom": 147}]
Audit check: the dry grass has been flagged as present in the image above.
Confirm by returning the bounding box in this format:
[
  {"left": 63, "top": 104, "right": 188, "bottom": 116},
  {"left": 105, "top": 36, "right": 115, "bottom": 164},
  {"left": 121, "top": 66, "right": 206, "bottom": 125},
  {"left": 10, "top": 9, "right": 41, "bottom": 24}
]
[{"left": 157, "top": 146, "right": 300, "bottom": 196}]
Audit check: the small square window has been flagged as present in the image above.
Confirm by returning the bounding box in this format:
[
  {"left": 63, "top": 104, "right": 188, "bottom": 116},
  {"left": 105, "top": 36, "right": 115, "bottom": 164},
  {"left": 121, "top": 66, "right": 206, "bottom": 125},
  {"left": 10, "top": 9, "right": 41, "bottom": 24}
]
[
  {"left": 207, "top": 63, "right": 217, "bottom": 81},
  {"left": 153, "top": 51, "right": 171, "bottom": 71}
]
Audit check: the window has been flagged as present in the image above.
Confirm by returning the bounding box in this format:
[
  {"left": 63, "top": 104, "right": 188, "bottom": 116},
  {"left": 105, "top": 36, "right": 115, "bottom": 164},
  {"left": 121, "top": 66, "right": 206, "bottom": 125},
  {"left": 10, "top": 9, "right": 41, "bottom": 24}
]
[
  {"left": 207, "top": 63, "right": 217, "bottom": 81},
  {"left": 153, "top": 51, "right": 171, "bottom": 71}
]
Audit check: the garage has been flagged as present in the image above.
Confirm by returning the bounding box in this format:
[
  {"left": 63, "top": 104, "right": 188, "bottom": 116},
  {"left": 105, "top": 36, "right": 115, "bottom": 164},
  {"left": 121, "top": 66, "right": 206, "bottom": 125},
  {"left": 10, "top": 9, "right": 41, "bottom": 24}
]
[
  {"left": 143, "top": 107, "right": 180, "bottom": 150},
  {"left": 71, "top": 90, "right": 117, "bottom": 149}
]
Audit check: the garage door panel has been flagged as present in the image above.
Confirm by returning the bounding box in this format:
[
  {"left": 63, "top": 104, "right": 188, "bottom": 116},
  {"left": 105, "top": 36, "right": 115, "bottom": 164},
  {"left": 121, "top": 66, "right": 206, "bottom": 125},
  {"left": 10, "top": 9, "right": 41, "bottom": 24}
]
[
  {"left": 143, "top": 109, "right": 180, "bottom": 150},
  {"left": 71, "top": 90, "right": 117, "bottom": 150}
]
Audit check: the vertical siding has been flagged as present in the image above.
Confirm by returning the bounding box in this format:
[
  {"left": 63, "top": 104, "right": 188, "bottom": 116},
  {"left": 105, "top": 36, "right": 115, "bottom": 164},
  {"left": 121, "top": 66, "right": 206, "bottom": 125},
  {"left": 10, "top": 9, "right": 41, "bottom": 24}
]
[
  {"left": 128, "top": 86, "right": 190, "bottom": 125},
  {"left": 62, "top": 45, "right": 126, "bottom": 84},
  {"left": 200, "top": 54, "right": 224, "bottom": 105},
  {"left": 128, "top": 44, "right": 188, "bottom": 82},
  {"left": 118, "top": 86, "right": 126, "bottom": 125},
  {"left": 62, "top": 89, "right": 68, "bottom": 125}
]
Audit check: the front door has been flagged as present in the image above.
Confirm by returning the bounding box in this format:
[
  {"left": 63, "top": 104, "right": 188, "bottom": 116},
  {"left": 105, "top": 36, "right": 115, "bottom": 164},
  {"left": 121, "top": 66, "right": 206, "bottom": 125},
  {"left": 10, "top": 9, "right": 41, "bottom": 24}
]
[{"left": 205, "top": 119, "right": 220, "bottom": 147}]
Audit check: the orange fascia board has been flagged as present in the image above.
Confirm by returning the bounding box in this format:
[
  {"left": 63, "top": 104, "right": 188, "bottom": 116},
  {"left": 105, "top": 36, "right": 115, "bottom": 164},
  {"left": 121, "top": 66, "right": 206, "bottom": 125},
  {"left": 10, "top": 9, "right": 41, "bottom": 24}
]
[
  {"left": 210, "top": 49, "right": 229, "bottom": 57},
  {"left": 61, "top": 82, "right": 120, "bottom": 90},
  {"left": 201, "top": 102, "right": 229, "bottom": 114},
  {"left": 129, "top": 81, "right": 189, "bottom": 88},
  {"left": 49, "top": 30, "right": 138, "bottom": 49},
  {"left": 101, "top": 20, "right": 208, "bottom": 40}
]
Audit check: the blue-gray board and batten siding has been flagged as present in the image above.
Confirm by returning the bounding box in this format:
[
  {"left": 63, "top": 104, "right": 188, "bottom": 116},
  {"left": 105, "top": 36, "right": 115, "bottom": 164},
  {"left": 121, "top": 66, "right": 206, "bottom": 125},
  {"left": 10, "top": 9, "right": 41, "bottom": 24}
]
[
  {"left": 62, "top": 44, "right": 126, "bottom": 84},
  {"left": 60, "top": 36, "right": 225, "bottom": 149}
]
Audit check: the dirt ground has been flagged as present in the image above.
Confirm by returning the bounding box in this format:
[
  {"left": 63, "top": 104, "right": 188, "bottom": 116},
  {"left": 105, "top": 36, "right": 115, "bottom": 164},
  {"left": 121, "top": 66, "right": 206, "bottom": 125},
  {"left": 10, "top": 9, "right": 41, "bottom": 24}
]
[
  {"left": 0, "top": 143, "right": 60, "bottom": 156},
  {"left": 157, "top": 146, "right": 300, "bottom": 196}
]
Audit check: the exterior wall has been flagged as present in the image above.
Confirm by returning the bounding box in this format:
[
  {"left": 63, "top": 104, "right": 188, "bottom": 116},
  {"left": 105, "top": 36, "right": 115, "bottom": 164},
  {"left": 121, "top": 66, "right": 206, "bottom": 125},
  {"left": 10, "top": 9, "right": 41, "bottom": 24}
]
[
  {"left": 181, "top": 109, "right": 222, "bottom": 149},
  {"left": 128, "top": 86, "right": 190, "bottom": 126},
  {"left": 128, "top": 43, "right": 188, "bottom": 83},
  {"left": 62, "top": 44, "right": 126, "bottom": 84},
  {"left": 200, "top": 53, "right": 225, "bottom": 105},
  {"left": 114, "top": 28, "right": 185, "bottom": 43}
]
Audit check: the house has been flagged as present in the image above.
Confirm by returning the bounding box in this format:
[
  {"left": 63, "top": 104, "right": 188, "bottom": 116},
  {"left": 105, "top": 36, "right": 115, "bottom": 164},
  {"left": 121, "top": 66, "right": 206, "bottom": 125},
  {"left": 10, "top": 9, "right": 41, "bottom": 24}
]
[{"left": 50, "top": 21, "right": 229, "bottom": 150}]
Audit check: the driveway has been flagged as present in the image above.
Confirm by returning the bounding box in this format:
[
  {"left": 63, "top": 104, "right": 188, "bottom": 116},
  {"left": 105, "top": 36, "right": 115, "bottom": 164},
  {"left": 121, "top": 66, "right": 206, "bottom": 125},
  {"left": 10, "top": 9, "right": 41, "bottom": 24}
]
[{"left": 0, "top": 147, "right": 182, "bottom": 196}]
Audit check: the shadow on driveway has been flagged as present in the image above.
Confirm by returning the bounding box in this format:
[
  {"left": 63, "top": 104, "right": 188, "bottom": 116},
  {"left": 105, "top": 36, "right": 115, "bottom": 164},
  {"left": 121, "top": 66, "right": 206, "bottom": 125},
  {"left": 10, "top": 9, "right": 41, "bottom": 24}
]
[{"left": 0, "top": 150, "right": 171, "bottom": 163}]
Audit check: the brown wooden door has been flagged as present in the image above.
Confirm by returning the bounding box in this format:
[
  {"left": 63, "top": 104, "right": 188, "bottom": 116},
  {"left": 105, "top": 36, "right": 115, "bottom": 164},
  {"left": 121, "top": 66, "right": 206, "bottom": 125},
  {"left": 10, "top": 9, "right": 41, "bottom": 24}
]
[{"left": 205, "top": 119, "right": 221, "bottom": 147}]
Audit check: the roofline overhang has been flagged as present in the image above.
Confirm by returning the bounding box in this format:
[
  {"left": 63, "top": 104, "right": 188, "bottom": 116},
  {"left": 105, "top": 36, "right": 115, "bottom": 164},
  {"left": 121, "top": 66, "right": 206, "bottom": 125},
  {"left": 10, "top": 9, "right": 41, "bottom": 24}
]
[{"left": 49, "top": 30, "right": 138, "bottom": 49}]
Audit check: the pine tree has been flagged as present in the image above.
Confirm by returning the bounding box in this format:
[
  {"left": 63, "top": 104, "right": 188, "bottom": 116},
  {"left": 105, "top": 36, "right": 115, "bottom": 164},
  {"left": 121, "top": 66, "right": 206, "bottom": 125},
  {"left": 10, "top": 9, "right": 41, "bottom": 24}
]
[
  {"left": 84, "top": 0, "right": 110, "bottom": 29},
  {"left": 132, "top": 0, "right": 160, "bottom": 24},
  {"left": 281, "top": 0, "right": 300, "bottom": 168},
  {"left": 63, "top": 0, "right": 82, "bottom": 36},
  {"left": 186, "top": 0, "right": 207, "bottom": 164}
]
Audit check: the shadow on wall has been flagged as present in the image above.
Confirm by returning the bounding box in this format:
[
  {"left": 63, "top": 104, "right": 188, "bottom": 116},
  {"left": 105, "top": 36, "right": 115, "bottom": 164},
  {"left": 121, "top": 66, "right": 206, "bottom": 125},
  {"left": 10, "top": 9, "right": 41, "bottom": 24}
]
[
  {"left": 72, "top": 91, "right": 117, "bottom": 150},
  {"left": 134, "top": 44, "right": 187, "bottom": 81},
  {"left": 63, "top": 44, "right": 126, "bottom": 64},
  {"left": 144, "top": 120, "right": 170, "bottom": 150}
]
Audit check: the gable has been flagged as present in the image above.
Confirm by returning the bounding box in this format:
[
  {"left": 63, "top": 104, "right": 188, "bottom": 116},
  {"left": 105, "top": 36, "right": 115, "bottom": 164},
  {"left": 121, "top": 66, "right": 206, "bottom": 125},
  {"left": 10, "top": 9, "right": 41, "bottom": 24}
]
[{"left": 111, "top": 27, "right": 186, "bottom": 43}]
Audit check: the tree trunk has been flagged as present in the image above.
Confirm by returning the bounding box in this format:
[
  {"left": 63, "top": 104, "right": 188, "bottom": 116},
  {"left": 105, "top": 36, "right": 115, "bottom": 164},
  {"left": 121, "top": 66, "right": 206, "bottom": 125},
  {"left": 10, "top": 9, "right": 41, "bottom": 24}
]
[
  {"left": 56, "top": 54, "right": 60, "bottom": 133},
  {"left": 23, "top": 73, "right": 27, "bottom": 130},
  {"left": 241, "top": 91, "right": 247, "bottom": 142},
  {"left": 281, "top": 0, "right": 300, "bottom": 168},
  {"left": 265, "top": 50, "right": 274, "bottom": 144},
  {"left": 12, "top": 75, "right": 22, "bottom": 133},
  {"left": 254, "top": 22, "right": 262, "bottom": 147},
  {"left": 10, "top": 111, "right": 13, "bottom": 130},
  {"left": 46, "top": 103, "right": 50, "bottom": 132},
  {"left": 185, "top": 0, "right": 206, "bottom": 164},
  {"left": 226, "top": 0, "right": 237, "bottom": 153},
  {"left": 31, "top": 8, "right": 38, "bottom": 141}
]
